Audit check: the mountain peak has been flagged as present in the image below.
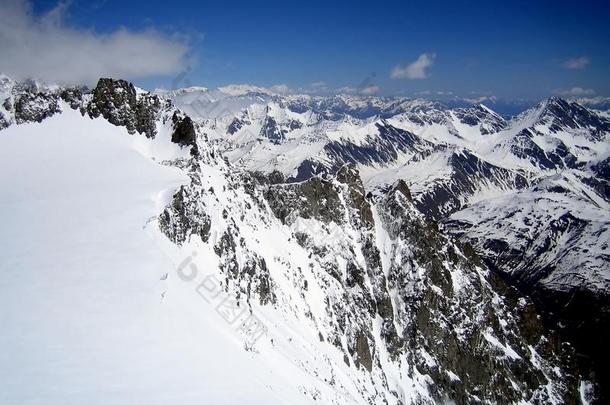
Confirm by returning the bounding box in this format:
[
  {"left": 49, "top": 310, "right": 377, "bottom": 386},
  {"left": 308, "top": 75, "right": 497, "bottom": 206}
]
[{"left": 535, "top": 96, "right": 610, "bottom": 135}]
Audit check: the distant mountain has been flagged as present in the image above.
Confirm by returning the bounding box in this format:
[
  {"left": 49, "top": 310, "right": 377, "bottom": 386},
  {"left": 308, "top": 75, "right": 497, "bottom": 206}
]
[
  {"left": 168, "top": 85, "right": 609, "bottom": 401},
  {"left": 157, "top": 83, "right": 610, "bottom": 305}
]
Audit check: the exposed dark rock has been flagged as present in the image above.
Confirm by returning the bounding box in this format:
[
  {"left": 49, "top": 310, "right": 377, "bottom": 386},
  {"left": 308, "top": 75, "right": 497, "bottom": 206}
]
[
  {"left": 542, "top": 97, "right": 610, "bottom": 140},
  {"left": 353, "top": 332, "right": 373, "bottom": 372},
  {"left": 88, "top": 78, "right": 161, "bottom": 138},
  {"left": 159, "top": 185, "right": 211, "bottom": 245},
  {"left": 416, "top": 149, "right": 529, "bottom": 219},
  {"left": 322, "top": 122, "right": 437, "bottom": 168},
  {"left": 13, "top": 82, "right": 61, "bottom": 124},
  {"left": 171, "top": 112, "right": 197, "bottom": 146},
  {"left": 393, "top": 179, "right": 413, "bottom": 202},
  {"left": 60, "top": 87, "right": 86, "bottom": 110},
  {"left": 227, "top": 117, "right": 246, "bottom": 135},
  {"left": 265, "top": 176, "right": 344, "bottom": 225},
  {"left": 259, "top": 116, "right": 286, "bottom": 144},
  {"left": 377, "top": 181, "right": 572, "bottom": 403},
  {"left": 452, "top": 104, "right": 507, "bottom": 135},
  {"left": 531, "top": 287, "right": 610, "bottom": 403},
  {"left": 336, "top": 165, "right": 374, "bottom": 228},
  {"left": 136, "top": 93, "right": 162, "bottom": 138},
  {"left": 88, "top": 78, "right": 138, "bottom": 131}
]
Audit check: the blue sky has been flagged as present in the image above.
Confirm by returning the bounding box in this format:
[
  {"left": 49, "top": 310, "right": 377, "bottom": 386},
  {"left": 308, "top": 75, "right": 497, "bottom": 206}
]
[{"left": 16, "top": 0, "right": 610, "bottom": 99}]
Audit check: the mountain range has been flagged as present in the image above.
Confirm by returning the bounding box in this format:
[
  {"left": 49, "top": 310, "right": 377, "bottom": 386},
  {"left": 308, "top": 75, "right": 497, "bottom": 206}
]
[{"left": 0, "top": 74, "right": 608, "bottom": 404}]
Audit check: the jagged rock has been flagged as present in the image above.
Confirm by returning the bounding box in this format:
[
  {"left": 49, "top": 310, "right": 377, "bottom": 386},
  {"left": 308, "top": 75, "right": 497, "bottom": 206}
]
[
  {"left": 253, "top": 167, "right": 571, "bottom": 402},
  {"left": 88, "top": 78, "right": 160, "bottom": 138},
  {"left": 393, "top": 179, "right": 413, "bottom": 202},
  {"left": 376, "top": 182, "right": 574, "bottom": 403},
  {"left": 88, "top": 78, "right": 138, "bottom": 131},
  {"left": 171, "top": 112, "right": 197, "bottom": 147},
  {"left": 3, "top": 98, "right": 12, "bottom": 111},
  {"left": 336, "top": 165, "right": 374, "bottom": 228},
  {"left": 159, "top": 185, "right": 211, "bottom": 245},
  {"left": 259, "top": 116, "right": 286, "bottom": 144},
  {"left": 353, "top": 332, "right": 373, "bottom": 371},
  {"left": 227, "top": 117, "right": 246, "bottom": 135},
  {"left": 265, "top": 176, "right": 344, "bottom": 224},
  {"left": 135, "top": 93, "right": 162, "bottom": 138},
  {"left": 60, "top": 87, "right": 86, "bottom": 110},
  {"left": 13, "top": 81, "right": 61, "bottom": 124}
]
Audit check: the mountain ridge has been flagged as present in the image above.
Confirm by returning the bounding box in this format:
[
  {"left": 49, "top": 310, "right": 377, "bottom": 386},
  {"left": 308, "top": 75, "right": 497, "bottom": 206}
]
[{"left": 1, "top": 75, "right": 607, "bottom": 403}]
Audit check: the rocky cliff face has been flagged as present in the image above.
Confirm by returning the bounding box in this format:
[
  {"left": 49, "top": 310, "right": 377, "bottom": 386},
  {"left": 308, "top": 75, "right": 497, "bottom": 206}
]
[
  {"left": 87, "top": 78, "right": 165, "bottom": 138},
  {"left": 0, "top": 75, "right": 83, "bottom": 128},
  {"left": 154, "top": 144, "right": 578, "bottom": 402}
]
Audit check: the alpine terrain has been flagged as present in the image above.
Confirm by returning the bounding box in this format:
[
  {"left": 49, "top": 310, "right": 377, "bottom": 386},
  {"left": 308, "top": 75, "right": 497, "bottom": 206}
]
[{"left": 1, "top": 75, "right": 608, "bottom": 404}]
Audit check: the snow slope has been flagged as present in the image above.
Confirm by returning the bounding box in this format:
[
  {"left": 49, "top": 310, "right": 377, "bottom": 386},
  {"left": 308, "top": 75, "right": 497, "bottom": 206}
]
[{"left": 0, "top": 108, "right": 308, "bottom": 405}]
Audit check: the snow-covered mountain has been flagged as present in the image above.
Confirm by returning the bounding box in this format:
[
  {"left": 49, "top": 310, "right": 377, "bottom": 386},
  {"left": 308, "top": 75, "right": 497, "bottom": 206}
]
[
  {"left": 0, "top": 76, "right": 606, "bottom": 403},
  {"left": 164, "top": 84, "right": 610, "bottom": 401},
  {"left": 169, "top": 88, "right": 609, "bottom": 296}
]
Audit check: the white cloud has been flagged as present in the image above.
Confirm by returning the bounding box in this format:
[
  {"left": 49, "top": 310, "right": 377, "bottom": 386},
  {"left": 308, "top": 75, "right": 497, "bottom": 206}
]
[
  {"left": 336, "top": 85, "right": 379, "bottom": 95},
  {"left": 0, "top": 0, "right": 190, "bottom": 86},
  {"left": 554, "top": 87, "right": 596, "bottom": 96},
  {"left": 295, "top": 81, "right": 329, "bottom": 94},
  {"left": 415, "top": 90, "right": 454, "bottom": 97},
  {"left": 391, "top": 53, "right": 436, "bottom": 79},
  {"left": 562, "top": 56, "right": 590, "bottom": 70},
  {"left": 359, "top": 85, "right": 379, "bottom": 95},
  {"left": 269, "top": 84, "right": 291, "bottom": 94},
  {"left": 570, "top": 96, "right": 610, "bottom": 107},
  {"left": 337, "top": 86, "right": 356, "bottom": 94}
]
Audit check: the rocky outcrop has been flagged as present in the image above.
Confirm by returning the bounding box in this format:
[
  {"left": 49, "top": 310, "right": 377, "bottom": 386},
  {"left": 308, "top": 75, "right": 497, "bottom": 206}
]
[
  {"left": 171, "top": 111, "right": 197, "bottom": 147},
  {"left": 159, "top": 183, "right": 211, "bottom": 245},
  {"left": 14, "top": 87, "right": 60, "bottom": 124},
  {"left": 265, "top": 176, "right": 344, "bottom": 225},
  {"left": 204, "top": 163, "right": 573, "bottom": 402},
  {"left": 377, "top": 183, "right": 576, "bottom": 403},
  {"left": 0, "top": 77, "right": 89, "bottom": 129},
  {"left": 88, "top": 78, "right": 161, "bottom": 138},
  {"left": 259, "top": 116, "right": 286, "bottom": 144}
]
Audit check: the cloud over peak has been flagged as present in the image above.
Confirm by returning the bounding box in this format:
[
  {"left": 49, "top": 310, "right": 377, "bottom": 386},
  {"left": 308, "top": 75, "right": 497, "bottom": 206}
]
[
  {"left": 391, "top": 53, "right": 436, "bottom": 79},
  {"left": 269, "top": 84, "right": 291, "bottom": 94},
  {"left": 0, "top": 0, "right": 190, "bottom": 86}
]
